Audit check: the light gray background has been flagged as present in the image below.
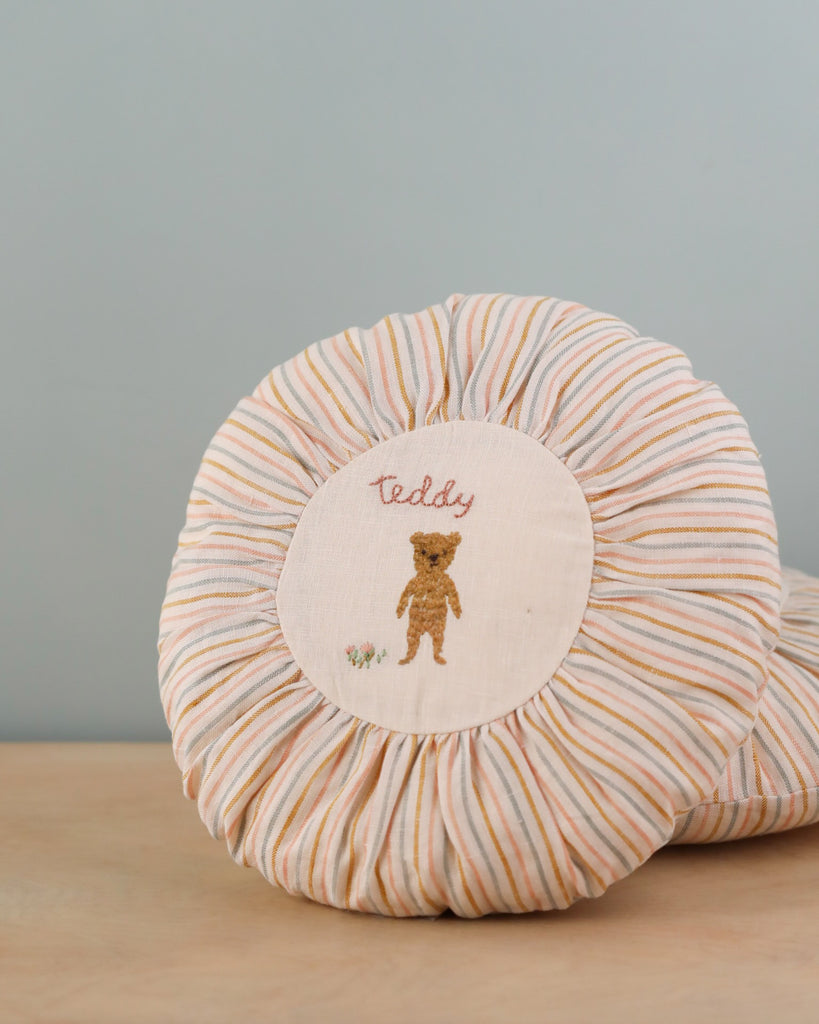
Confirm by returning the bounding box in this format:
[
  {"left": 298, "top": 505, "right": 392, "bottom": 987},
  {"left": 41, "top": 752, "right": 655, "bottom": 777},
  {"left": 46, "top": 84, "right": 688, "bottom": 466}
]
[{"left": 2, "top": 2, "right": 817, "bottom": 740}]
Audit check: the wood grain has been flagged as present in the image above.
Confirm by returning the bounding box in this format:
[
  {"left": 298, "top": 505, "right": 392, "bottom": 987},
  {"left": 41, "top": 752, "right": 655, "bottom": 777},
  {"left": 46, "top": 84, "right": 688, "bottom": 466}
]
[{"left": 1, "top": 742, "right": 817, "bottom": 1023}]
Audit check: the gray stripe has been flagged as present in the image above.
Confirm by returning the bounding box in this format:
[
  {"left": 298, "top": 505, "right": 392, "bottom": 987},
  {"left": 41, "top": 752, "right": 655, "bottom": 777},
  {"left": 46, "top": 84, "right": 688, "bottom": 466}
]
[
  {"left": 315, "top": 336, "right": 378, "bottom": 441},
  {"left": 355, "top": 733, "right": 429, "bottom": 914},
  {"left": 586, "top": 615, "right": 760, "bottom": 695},
  {"left": 159, "top": 616, "right": 276, "bottom": 690},
  {"left": 247, "top": 708, "right": 351, "bottom": 863},
  {"left": 358, "top": 324, "right": 404, "bottom": 437},
  {"left": 604, "top": 540, "right": 775, "bottom": 554},
  {"left": 463, "top": 295, "right": 517, "bottom": 419},
  {"left": 463, "top": 295, "right": 540, "bottom": 419},
  {"left": 208, "top": 442, "right": 309, "bottom": 498},
  {"left": 565, "top": 649, "right": 729, "bottom": 775},
  {"left": 521, "top": 315, "right": 636, "bottom": 435},
  {"left": 761, "top": 679, "right": 819, "bottom": 764},
  {"left": 553, "top": 337, "right": 663, "bottom": 426},
  {"left": 482, "top": 739, "right": 559, "bottom": 906},
  {"left": 526, "top": 734, "right": 635, "bottom": 873},
  {"left": 493, "top": 299, "right": 568, "bottom": 418},
  {"left": 561, "top": 360, "right": 692, "bottom": 455},
  {"left": 442, "top": 295, "right": 470, "bottom": 414},
  {"left": 208, "top": 691, "right": 325, "bottom": 831},
  {"left": 162, "top": 573, "right": 273, "bottom": 599},
  {"left": 278, "top": 355, "right": 328, "bottom": 429},
  {"left": 395, "top": 740, "right": 433, "bottom": 915},
  {"left": 588, "top": 422, "right": 757, "bottom": 491},
  {"left": 185, "top": 663, "right": 306, "bottom": 758},
  {"left": 395, "top": 312, "right": 422, "bottom": 425},
  {"left": 456, "top": 734, "right": 509, "bottom": 910},
  {"left": 240, "top": 406, "right": 321, "bottom": 477},
  {"left": 321, "top": 725, "right": 374, "bottom": 902},
  {"left": 190, "top": 485, "right": 304, "bottom": 519},
  {"left": 557, "top": 694, "right": 694, "bottom": 804}
]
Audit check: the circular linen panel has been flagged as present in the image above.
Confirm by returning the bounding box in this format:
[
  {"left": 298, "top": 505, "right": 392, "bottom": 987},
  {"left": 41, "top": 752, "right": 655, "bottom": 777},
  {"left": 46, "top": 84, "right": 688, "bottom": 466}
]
[
  {"left": 158, "top": 292, "right": 782, "bottom": 918},
  {"left": 277, "top": 420, "right": 594, "bottom": 734}
]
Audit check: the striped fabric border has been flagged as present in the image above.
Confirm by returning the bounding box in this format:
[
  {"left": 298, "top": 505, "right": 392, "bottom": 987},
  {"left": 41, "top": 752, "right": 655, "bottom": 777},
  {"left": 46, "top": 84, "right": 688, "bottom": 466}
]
[
  {"left": 672, "top": 566, "right": 819, "bottom": 842},
  {"left": 158, "top": 293, "right": 781, "bottom": 916}
]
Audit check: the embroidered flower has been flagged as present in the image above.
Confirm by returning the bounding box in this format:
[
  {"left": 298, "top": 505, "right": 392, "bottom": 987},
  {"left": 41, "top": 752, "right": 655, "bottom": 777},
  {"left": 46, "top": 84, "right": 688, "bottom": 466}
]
[{"left": 344, "top": 642, "right": 388, "bottom": 668}]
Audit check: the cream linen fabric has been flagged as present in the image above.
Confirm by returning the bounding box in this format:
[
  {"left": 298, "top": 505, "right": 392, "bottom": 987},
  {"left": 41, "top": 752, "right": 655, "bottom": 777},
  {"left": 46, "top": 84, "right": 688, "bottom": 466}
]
[
  {"left": 158, "top": 292, "right": 781, "bottom": 917},
  {"left": 276, "top": 419, "right": 594, "bottom": 734}
]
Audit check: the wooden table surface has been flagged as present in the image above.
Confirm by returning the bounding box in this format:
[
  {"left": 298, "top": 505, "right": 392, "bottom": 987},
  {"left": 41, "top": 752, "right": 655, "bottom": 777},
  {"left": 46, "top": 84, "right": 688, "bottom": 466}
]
[{"left": 2, "top": 743, "right": 818, "bottom": 1023}]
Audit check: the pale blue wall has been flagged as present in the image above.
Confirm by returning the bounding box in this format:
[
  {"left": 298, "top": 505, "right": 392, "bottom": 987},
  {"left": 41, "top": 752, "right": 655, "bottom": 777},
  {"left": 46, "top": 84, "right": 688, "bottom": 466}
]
[{"left": 2, "top": 1, "right": 817, "bottom": 738}]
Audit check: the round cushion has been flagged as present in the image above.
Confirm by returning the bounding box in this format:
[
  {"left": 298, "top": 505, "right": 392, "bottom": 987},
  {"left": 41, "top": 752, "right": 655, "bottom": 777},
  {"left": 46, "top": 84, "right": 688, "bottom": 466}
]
[{"left": 157, "top": 291, "right": 781, "bottom": 916}]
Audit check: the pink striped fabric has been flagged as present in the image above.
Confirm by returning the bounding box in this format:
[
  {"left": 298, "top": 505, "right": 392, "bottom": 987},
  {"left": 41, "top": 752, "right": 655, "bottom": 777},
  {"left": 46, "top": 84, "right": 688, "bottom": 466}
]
[
  {"left": 672, "top": 566, "right": 819, "bottom": 842},
  {"left": 157, "top": 292, "right": 781, "bottom": 916}
]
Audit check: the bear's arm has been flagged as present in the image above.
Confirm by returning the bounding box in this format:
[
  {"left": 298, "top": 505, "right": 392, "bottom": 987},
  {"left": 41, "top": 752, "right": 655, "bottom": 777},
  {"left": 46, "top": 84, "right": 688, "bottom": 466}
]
[
  {"left": 396, "top": 578, "right": 416, "bottom": 618},
  {"left": 445, "top": 577, "right": 462, "bottom": 618}
]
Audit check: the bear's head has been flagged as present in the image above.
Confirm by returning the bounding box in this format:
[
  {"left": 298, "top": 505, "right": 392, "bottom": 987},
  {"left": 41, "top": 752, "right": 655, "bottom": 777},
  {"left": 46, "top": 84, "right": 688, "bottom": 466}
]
[{"left": 409, "top": 531, "right": 461, "bottom": 574}]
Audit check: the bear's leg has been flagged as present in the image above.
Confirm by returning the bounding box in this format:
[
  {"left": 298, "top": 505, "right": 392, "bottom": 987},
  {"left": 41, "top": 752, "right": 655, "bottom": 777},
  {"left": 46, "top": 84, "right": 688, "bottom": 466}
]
[
  {"left": 431, "top": 621, "right": 447, "bottom": 665},
  {"left": 398, "top": 611, "right": 422, "bottom": 665}
]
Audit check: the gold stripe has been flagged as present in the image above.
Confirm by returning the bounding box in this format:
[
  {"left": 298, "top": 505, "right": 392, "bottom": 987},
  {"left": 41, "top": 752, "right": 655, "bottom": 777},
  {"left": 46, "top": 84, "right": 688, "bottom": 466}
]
[
  {"left": 758, "top": 711, "right": 810, "bottom": 817},
  {"left": 161, "top": 587, "right": 268, "bottom": 610},
  {"left": 203, "top": 670, "right": 303, "bottom": 785},
  {"left": 536, "top": 690, "right": 673, "bottom": 825},
  {"left": 479, "top": 294, "right": 503, "bottom": 353},
  {"left": 555, "top": 316, "right": 621, "bottom": 343},
  {"left": 176, "top": 649, "right": 269, "bottom": 723},
  {"left": 557, "top": 666, "right": 711, "bottom": 797},
  {"left": 196, "top": 532, "right": 288, "bottom": 548},
  {"left": 385, "top": 314, "right": 415, "bottom": 432},
  {"left": 700, "top": 799, "right": 727, "bottom": 843},
  {"left": 498, "top": 297, "right": 550, "bottom": 403},
  {"left": 434, "top": 742, "right": 481, "bottom": 915},
  {"left": 345, "top": 743, "right": 391, "bottom": 909},
  {"left": 431, "top": 303, "right": 451, "bottom": 423},
  {"left": 260, "top": 722, "right": 358, "bottom": 872},
  {"left": 307, "top": 724, "right": 378, "bottom": 903},
  {"left": 559, "top": 354, "right": 688, "bottom": 444},
  {"left": 344, "top": 329, "right": 364, "bottom": 367},
  {"left": 304, "top": 347, "right": 374, "bottom": 448},
  {"left": 200, "top": 457, "right": 305, "bottom": 508},
  {"left": 489, "top": 730, "right": 573, "bottom": 903},
  {"left": 585, "top": 600, "right": 767, "bottom": 677},
  {"left": 413, "top": 741, "right": 443, "bottom": 912},
  {"left": 591, "top": 408, "right": 738, "bottom": 476},
  {"left": 747, "top": 742, "right": 770, "bottom": 837},
  {"left": 224, "top": 417, "right": 310, "bottom": 469},
  {"left": 163, "top": 627, "right": 277, "bottom": 681},
  {"left": 546, "top": 337, "right": 631, "bottom": 427},
  {"left": 593, "top": 560, "right": 775, "bottom": 587},
  {"left": 521, "top": 708, "right": 644, "bottom": 861},
  {"left": 596, "top": 525, "right": 778, "bottom": 546},
  {"left": 470, "top": 773, "right": 528, "bottom": 912},
  {"left": 572, "top": 636, "right": 747, "bottom": 742},
  {"left": 265, "top": 371, "right": 302, "bottom": 422},
  {"left": 706, "top": 590, "right": 776, "bottom": 634}
]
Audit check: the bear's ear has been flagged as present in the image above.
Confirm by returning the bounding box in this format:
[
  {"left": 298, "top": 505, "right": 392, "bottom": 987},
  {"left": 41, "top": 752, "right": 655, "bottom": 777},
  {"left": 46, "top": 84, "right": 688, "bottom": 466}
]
[
  {"left": 410, "top": 531, "right": 424, "bottom": 544},
  {"left": 449, "top": 532, "right": 462, "bottom": 546}
]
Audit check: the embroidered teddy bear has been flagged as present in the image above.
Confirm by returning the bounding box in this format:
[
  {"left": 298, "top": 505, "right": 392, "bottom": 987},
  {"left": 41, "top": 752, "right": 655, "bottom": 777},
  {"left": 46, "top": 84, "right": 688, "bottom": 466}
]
[{"left": 396, "top": 531, "right": 462, "bottom": 665}]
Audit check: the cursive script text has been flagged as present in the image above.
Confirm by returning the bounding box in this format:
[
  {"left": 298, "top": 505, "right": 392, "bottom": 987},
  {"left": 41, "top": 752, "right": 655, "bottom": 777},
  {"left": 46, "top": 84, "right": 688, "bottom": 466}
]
[{"left": 368, "top": 473, "right": 475, "bottom": 519}]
